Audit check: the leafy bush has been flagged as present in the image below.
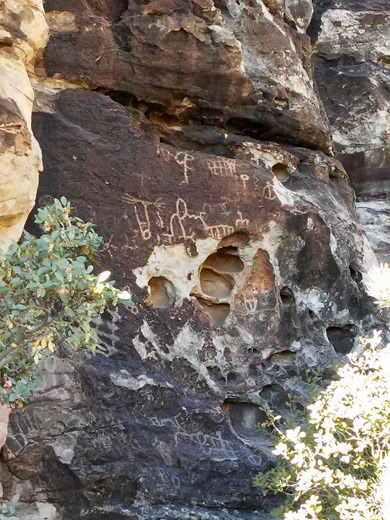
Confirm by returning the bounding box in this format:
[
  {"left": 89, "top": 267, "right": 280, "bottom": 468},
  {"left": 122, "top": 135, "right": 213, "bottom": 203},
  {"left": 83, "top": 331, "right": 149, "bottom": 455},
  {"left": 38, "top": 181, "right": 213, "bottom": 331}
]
[
  {"left": 0, "top": 197, "right": 132, "bottom": 405},
  {"left": 255, "top": 330, "right": 390, "bottom": 519},
  {"left": 0, "top": 494, "right": 19, "bottom": 517},
  {"left": 255, "top": 263, "right": 390, "bottom": 519}
]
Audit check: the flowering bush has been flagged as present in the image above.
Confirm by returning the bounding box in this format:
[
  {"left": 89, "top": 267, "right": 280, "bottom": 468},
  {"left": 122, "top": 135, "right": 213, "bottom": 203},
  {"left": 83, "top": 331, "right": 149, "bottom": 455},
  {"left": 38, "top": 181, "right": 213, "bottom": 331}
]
[
  {"left": 255, "top": 330, "right": 390, "bottom": 519},
  {"left": 0, "top": 197, "right": 132, "bottom": 406},
  {"left": 365, "top": 263, "right": 390, "bottom": 309}
]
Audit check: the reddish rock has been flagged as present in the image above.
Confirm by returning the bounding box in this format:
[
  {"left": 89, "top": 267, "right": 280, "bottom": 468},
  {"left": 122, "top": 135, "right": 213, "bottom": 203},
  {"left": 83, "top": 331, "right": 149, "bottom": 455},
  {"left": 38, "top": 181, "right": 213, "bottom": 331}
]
[
  {"left": 39, "top": 0, "right": 332, "bottom": 152},
  {"left": 2, "top": 87, "right": 374, "bottom": 519}
]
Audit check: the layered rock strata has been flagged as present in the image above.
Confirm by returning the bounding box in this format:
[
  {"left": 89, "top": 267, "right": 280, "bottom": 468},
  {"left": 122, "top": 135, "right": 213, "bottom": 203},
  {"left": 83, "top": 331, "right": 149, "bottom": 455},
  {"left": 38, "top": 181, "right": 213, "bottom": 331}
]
[
  {"left": 0, "top": 1, "right": 386, "bottom": 519},
  {"left": 0, "top": 0, "right": 48, "bottom": 250}
]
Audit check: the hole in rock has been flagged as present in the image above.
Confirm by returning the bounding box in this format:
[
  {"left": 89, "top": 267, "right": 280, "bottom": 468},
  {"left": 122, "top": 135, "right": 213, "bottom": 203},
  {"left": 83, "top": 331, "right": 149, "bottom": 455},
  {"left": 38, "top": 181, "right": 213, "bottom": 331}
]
[
  {"left": 274, "top": 97, "right": 289, "bottom": 108},
  {"left": 280, "top": 286, "right": 294, "bottom": 307},
  {"left": 0, "top": 40, "right": 12, "bottom": 50},
  {"left": 269, "top": 350, "right": 296, "bottom": 366},
  {"left": 308, "top": 309, "right": 316, "bottom": 320},
  {"left": 326, "top": 325, "right": 358, "bottom": 355},
  {"left": 227, "top": 371, "right": 238, "bottom": 382},
  {"left": 95, "top": 88, "right": 138, "bottom": 108},
  {"left": 207, "top": 366, "right": 225, "bottom": 384},
  {"left": 272, "top": 163, "right": 289, "bottom": 182},
  {"left": 260, "top": 383, "right": 291, "bottom": 411},
  {"left": 199, "top": 268, "right": 234, "bottom": 299},
  {"left": 145, "top": 277, "right": 176, "bottom": 308},
  {"left": 349, "top": 265, "right": 362, "bottom": 284},
  {"left": 378, "top": 55, "right": 390, "bottom": 68},
  {"left": 203, "top": 247, "right": 244, "bottom": 274},
  {"left": 218, "top": 231, "right": 250, "bottom": 248},
  {"left": 196, "top": 298, "right": 230, "bottom": 326},
  {"left": 222, "top": 400, "right": 268, "bottom": 438}
]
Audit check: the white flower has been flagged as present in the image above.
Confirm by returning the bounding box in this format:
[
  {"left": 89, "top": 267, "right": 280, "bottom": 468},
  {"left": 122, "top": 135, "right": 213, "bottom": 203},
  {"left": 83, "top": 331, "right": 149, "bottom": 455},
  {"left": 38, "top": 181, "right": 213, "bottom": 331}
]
[
  {"left": 364, "top": 263, "right": 390, "bottom": 307},
  {"left": 117, "top": 290, "right": 131, "bottom": 300},
  {"left": 97, "top": 271, "right": 111, "bottom": 283}
]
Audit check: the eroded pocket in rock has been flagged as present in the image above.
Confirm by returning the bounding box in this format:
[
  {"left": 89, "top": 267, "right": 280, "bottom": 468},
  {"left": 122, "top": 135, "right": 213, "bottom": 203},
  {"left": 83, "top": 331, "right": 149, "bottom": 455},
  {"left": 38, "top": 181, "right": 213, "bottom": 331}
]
[
  {"left": 196, "top": 298, "right": 230, "bottom": 326},
  {"left": 145, "top": 276, "right": 176, "bottom": 308},
  {"left": 199, "top": 268, "right": 234, "bottom": 299},
  {"left": 221, "top": 400, "right": 269, "bottom": 438},
  {"left": 272, "top": 162, "right": 289, "bottom": 182},
  {"left": 203, "top": 246, "right": 244, "bottom": 274},
  {"left": 326, "top": 325, "right": 358, "bottom": 355}
]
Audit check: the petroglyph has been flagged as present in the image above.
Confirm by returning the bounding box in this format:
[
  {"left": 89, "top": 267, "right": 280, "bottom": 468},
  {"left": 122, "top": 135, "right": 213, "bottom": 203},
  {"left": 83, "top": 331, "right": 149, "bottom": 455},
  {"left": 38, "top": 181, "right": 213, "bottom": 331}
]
[
  {"left": 124, "top": 190, "right": 248, "bottom": 244},
  {"left": 240, "top": 174, "right": 249, "bottom": 190},
  {"left": 205, "top": 224, "right": 235, "bottom": 240},
  {"left": 124, "top": 194, "right": 164, "bottom": 241},
  {"left": 146, "top": 414, "right": 260, "bottom": 463},
  {"left": 234, "top": 295, "right": 258, "bottom": 314},
  {"left": 157, "top": 144, "right": 194, "bottom": 184},
  {"left": 263, "top": 182, "right": 277, "bottom": 201},
  {"left": 165, "top": 198, "right": 207, "bottom": 242},
  {"left": 235, "top": 211, "right": 249, "bottom": 229},
  {"left": 208, "top": 157, "right": 237, "bottom": 178}
]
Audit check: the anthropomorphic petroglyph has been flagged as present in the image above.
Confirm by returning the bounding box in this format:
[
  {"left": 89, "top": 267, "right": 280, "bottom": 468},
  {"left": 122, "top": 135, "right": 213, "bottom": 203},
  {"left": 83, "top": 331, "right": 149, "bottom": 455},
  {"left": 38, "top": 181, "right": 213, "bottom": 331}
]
[
  {"left": 263, "top": 182, "right": 277, "bottom": 201},
  {"left": 124, "top": 194, "right": 165, "bottom": 241},
  {"left": 157, "top": 144, "right": 194, "bottom": 184}
]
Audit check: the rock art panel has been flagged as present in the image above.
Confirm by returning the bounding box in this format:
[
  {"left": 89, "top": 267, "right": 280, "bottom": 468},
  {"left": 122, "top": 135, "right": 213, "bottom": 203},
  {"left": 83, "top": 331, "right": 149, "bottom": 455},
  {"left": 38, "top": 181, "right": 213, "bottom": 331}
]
[
  {"left": 0, "top": 0, "right": 48, "bottom": 249},
  {"left": 0, "top": 88, "right": 379, "bottom": 519}
]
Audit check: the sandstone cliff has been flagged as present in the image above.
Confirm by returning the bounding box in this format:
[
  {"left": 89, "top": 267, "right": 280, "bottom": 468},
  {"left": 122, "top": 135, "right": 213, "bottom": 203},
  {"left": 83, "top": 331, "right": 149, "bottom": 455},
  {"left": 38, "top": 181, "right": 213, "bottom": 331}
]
[
  {"left": 0, "top": 1, "right": 388, "bottom": 519},
  {"left": 0, "top": 0, "right": 47, "bottom": 250}
]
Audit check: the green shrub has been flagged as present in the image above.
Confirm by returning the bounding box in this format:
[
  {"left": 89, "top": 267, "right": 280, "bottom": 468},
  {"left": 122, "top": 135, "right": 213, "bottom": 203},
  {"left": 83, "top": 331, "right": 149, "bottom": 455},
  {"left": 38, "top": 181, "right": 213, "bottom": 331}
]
[
  {"left": 0, "top": 494, "right": 19, "bottom": 517},
  {"left": 0, "top": 197, "right": 132, "bottom": 406},
  {"left": 255, "top": 329, "right": 390, "bottom": 520}
]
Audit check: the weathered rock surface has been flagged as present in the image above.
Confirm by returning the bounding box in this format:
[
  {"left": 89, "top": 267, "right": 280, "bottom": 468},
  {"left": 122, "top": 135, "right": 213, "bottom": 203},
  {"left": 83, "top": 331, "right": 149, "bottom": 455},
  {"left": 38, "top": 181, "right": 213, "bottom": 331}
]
[
  {"left": 312, "top": 1, "right": 390, "bottom": 260},
  {"left": 0, "top": 1, "right": 386, "bottom": 519},
  {"left": 39, "top": 0, "right": 331, "bottom": 153},
  {"left": 0, "top": 87, "right": 379, "bottom": 519},
  {"left": 0, "top": 0, "right": 48, "bottom": 250}
]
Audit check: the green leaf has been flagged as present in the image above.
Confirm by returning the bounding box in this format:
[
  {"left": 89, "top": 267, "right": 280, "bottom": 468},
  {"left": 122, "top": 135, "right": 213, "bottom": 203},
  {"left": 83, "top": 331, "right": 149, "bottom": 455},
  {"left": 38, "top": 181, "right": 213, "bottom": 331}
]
[
  {"left": 14, "top": 304, "right": 27, "bottom": 310},
  {"left": 55, "top": 271, "right": 64, "bottom": 282},
  {"left": 11, "top": 494, "right": 20, "bottom": 505},
  {"left": 121, "top": 300, "right": 135, "bottom": 307},
  {"left": 57, "top": 258, "right": 69, "bottom": 269},
  {"left": 60, "top": 293, "right": 69, "bottom": 305}
]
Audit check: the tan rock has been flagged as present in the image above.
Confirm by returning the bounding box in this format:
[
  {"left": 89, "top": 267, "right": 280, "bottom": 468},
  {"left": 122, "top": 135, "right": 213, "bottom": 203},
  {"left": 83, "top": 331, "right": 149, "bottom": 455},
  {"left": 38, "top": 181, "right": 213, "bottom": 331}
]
[
  {"left": 0, "top": 0, "right": 48, "bottom": 251},
  {"left": 0, "top": 403, "right": 11, "bottom": 450}
]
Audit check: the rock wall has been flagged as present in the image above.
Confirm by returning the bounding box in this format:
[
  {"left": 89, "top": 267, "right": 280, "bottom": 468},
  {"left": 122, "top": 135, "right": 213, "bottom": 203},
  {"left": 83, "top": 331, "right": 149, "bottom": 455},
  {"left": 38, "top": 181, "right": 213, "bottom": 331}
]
[
  {"left": 0, "top": 1, "right": 388, "bottom": 519},
  {"left": 0, "top": 0, "right": 48, "bottom": 250},
  {"left": 312, "top": 0, "right": 390, "bottom": 261}
]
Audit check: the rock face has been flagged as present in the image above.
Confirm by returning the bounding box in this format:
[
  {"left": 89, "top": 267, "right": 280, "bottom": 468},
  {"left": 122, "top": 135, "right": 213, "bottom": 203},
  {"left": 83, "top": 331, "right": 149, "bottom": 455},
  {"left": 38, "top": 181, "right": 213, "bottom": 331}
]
[
  {"left": 0, "top": 0, "right": 48, "bottom": 250},
  {"left": 0, "top": 1, "right": 386, "bottom": 519},
  {"left": 312, "top": 0, "right": 390, "bottom": 261},
  {"left": 40, "top": 0, "right": 331, "bottom": 152}
]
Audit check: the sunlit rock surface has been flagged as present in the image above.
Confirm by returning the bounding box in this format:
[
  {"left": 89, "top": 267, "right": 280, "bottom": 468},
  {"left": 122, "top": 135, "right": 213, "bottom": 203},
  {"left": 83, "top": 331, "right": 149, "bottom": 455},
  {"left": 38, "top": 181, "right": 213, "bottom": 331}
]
[
  {"left": 0, "top": 0, "right": 48, "bottom": 250},
  {"left": 0, "top": 1, "right": 387, "bottom": 519},
  {"left": 312, "top": 0, "right": 390, "bottom": 261}
]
